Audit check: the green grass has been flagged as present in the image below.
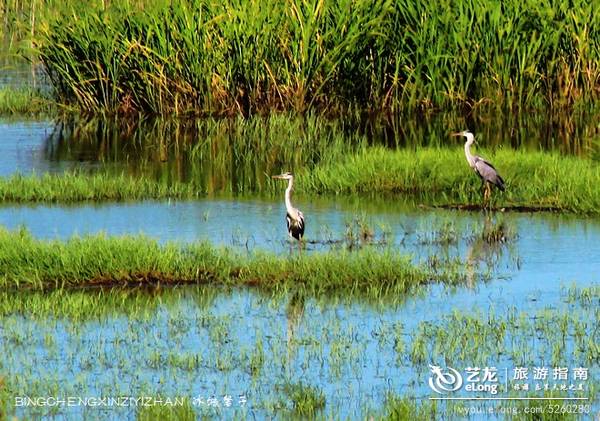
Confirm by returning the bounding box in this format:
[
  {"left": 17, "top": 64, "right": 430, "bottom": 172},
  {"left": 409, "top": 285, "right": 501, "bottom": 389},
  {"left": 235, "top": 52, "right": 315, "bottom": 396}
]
[
  {"left": 380, "top": 395, "right": 438, "bottom": 421},
  {"left": 0, "top": 87, "right": 53, "bottom": 114},
  {"left": 0, "top": 227, "right": 464, "bottom": 296},
  {"left": 0, "top": 172, "right": 200, "bottom": 202},
  {"left": 29, "top": 0, "right": 600, "bottom": 114},
  {"left": 136, "top": 399, "right": 196, "bottom": 421},
  {"left": 300, "top": 147, "right": 600, "bottom": 214},
  {"left": 2, "top": 145, "right": 599, "bottom": 215},
  {"left": 405, "top": 307, "right": 599, "bottom": 367},
  {"left": 279, "top": 382, "right": 326, "bottom": 416}
]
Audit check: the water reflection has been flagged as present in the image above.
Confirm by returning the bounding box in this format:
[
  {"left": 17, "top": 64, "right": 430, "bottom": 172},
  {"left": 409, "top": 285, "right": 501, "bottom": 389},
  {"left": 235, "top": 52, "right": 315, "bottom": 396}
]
[
  {"left": 0, "top": 58, "right": 48, "bottom": 90},
  {"left": 464, "top": 213, "right": 518, "bottom": 288},
  {"left": 285, "top": 293, "right": 305, "bottom": 368},
  {"left": 1, "top": 111, "right": 594, "bottom": 189},
  {"left": 41, "top": 115, "right": 367, "bottom": 193}
]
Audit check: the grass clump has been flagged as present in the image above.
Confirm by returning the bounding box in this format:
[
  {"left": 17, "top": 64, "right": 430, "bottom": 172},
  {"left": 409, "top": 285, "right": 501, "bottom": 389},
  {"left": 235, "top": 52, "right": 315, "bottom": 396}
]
[
  {"left": 0, "top": 87, "right": 53, "bottom": 115},
  {"left": 405, "top": 307, "right": 599, "bottom": 367},
  {"left": 301, "top": 147, "right": 600, "bottom": 214},
  {"left": 0, "top": 172, "right": 200, "bottom": 202},
  {"left": 380, "top": 395, "right": 438, "bottom": 421},
  {"left": 0, "top": 227, "right": 464, "bottom": 296},
  {"left": 136, "top": 399, "right": 196, "bottom": 421},
  {"left": 279, "top": 382, "right": 326, "bottom": 416}
]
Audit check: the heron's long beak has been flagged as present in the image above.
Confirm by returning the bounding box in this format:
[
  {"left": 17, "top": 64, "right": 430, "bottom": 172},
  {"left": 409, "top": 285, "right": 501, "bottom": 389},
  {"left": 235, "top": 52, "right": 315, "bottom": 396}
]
[
  {"left": 450, "top": 132, "right": 462, "bottom": 137},
  {"left": 272, "top": 174, "right": 285, "bottom": 179}
]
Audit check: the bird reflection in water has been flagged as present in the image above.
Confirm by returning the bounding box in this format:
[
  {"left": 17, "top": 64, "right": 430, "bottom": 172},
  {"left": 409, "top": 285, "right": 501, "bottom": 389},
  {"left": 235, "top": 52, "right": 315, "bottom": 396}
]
[{"left": 465, "top": 213, "right": 519, "bottom": 288}]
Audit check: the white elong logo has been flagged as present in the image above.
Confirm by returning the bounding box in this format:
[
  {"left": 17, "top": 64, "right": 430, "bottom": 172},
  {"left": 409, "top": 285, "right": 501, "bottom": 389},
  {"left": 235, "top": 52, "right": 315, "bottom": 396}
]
[{"left": 428, "top": 364, "right": 463, "bottom": 394}]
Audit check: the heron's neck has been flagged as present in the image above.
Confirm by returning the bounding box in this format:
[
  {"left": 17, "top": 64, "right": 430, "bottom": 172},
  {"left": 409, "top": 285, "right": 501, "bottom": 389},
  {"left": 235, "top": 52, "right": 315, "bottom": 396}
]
[
  {"left": 464, "top": 142, "right": 475, "bottom": 167},
  {"left": 284, "top": 179, "right": 294, "bottom": 213}
]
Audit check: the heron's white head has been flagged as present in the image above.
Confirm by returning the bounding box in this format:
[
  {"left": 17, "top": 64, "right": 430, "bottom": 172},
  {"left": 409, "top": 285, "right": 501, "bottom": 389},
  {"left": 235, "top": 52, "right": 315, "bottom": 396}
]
[
  {"left": 272, "top": 172, "right": 294, "bottom": 181},
  {"left": 451, "top": 130, "right": 476, "bottom": 146}
]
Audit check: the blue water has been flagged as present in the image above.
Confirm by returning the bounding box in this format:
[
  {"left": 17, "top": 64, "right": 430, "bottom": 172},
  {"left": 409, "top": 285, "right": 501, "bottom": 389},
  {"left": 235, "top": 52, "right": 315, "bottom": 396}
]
[
  {"left": 0, "top": 197, "right": 598, "bottom": 284},
  {"left": 2, "top": 284, "right": 597, "bottom": 420}
]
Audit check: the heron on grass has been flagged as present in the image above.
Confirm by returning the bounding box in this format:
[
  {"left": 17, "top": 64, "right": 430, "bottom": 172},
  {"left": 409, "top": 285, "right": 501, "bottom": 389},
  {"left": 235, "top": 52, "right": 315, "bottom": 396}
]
[
  {"left": 272, "top": 172, "right": 305, "bottom": 248},
  {"left": 452, "top": 130, "right": 505, "bottom": 207}
]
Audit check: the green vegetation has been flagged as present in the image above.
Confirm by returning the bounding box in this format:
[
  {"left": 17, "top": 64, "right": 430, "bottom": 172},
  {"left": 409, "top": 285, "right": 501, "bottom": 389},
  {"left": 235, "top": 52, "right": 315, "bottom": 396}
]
[
  {"left": 30, "top": 0, "right": 600, "bottom": 114},
  {"left": 562, "top": 284, "right": 600, "bottom": 308},
  {"left": 0, "top": 286, "right": 223, "bottom": 321},
  {"left": 302, "top": 147, "right": 600, "bottom": 214},
  {"left": 0, "top": 87, "right": 53, "bottom": 114},
  {"left": 0, "top": 87, "right": 58, "bottom": 117},
  {"left": 381, "top": 395, "right": 438, "bottom": 421},
  {"left": 2, "top": 145, "right": 598, "bottom": 214},
  {"left": 405, "top": 308, "right": 599, "bottom": 367},
  {"left": 280, "top": 382, "right": 326, "bottom": 416},
  {"left": 0, "top": 227, "right": 464, "bottom": 295},
  {"left": 13, "top": 108, "right": 600, "bottom": 171},
  {"left": 136, "top": 399, "right": 196, "bottom": 421},
  {"left": 510, "top": 394, "right": 580, "bottom": 421},
  {"left": 0, "top": 172, "right": 199, "bottom": 202},
  {"left": 0, "top": 0, "right": 96, "bottom": 49},
  {"left": 0, "top": 284, "right": 597, "bottom": 420}
]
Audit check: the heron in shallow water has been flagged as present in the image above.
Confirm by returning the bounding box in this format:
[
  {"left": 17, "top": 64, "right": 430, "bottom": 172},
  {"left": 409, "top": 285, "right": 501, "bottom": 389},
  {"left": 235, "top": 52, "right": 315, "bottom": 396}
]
[
  {"left": 452, "top": 130, "right": 505, "bottom": 206},
  {"left": 272, "top": 172, "right": 305, "bottom": 245}
]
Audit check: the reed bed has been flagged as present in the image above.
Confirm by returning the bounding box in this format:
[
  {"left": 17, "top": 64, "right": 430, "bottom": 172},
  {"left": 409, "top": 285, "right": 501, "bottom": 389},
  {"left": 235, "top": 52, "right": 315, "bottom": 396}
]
[
  {"left": 33, "top": 0, "right": 600, "bottom": 115},
  {"left": 0, "top": 227, "right": 463, "bottom": 295}
]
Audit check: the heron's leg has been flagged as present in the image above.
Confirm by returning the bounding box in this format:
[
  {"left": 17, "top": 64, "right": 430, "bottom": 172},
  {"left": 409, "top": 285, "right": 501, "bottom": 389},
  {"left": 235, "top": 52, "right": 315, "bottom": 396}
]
[
  {"left": 483, "top": 183, "right": 490, "bottom": 208},
  {"left": 480, "top": 179, "right": 486, "bottom": 204},
  {"left": 484, "top": 183, "right": 491, "bottom": 208}
]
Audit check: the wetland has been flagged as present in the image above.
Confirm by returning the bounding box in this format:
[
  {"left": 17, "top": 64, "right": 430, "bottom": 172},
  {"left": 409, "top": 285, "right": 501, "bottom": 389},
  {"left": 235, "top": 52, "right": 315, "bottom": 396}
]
[{"left": 1, "top": 1, "right": 600, "bottom": 419}]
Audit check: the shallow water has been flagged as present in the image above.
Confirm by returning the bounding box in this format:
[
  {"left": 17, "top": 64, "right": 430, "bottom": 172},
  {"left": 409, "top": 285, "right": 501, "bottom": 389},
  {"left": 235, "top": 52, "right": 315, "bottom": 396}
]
[
  {"left": 2, "top": 279, "right": 598, "bottom": 419},
  {"left": 1, "top": 197, "right": 598, "bottom": 418},
  {"left": 0, "top": 196, "right": 598, "bottom": 283},
  {"left": 0, "top": 119, "right": 57, "bottom": 176}
]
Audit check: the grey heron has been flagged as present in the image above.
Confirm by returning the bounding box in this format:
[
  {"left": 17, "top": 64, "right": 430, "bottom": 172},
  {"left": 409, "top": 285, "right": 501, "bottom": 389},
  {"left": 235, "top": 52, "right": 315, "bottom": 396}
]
[
  {"left": 452, "top": 130, "right": 505, "bottom": 206},
  {"left": 272, "top": 172, "right": 305, "bottom": 243}
]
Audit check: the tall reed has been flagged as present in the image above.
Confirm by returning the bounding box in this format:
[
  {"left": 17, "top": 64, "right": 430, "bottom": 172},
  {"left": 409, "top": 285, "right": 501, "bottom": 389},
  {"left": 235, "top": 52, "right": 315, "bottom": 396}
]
[{"left": 32, "top": 0, "right": 600, "bottom": 115}]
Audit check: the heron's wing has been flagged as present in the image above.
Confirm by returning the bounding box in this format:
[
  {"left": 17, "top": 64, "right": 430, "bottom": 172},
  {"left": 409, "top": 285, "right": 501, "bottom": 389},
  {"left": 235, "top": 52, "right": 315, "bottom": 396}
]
[
  {"left": 297, "top": 210, "right": 304, "bottom": 229},
  {"left": 286, "top": 214, "right": 292, "bottom": 231},
  {"left": 481, "top": 157, "right": 497, "bottom": 171},
  {"left": 474, "top": 159, "right": 496, "bottom": 180},
  {"left": 474, "top": 158, "right": 505, "bottom": 190},
  {"left": 286, "top": 209, "right": 305, "bottom": 240}
]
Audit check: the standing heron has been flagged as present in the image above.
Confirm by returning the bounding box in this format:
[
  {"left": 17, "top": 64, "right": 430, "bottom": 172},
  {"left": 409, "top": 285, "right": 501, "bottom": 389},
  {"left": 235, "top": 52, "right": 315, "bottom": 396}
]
[
  {"left": 452, "top": 130, "right": 505, "bottom": 206},
  {"left": 272, "top": 172, "right": 305, "bottom": 246}
]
